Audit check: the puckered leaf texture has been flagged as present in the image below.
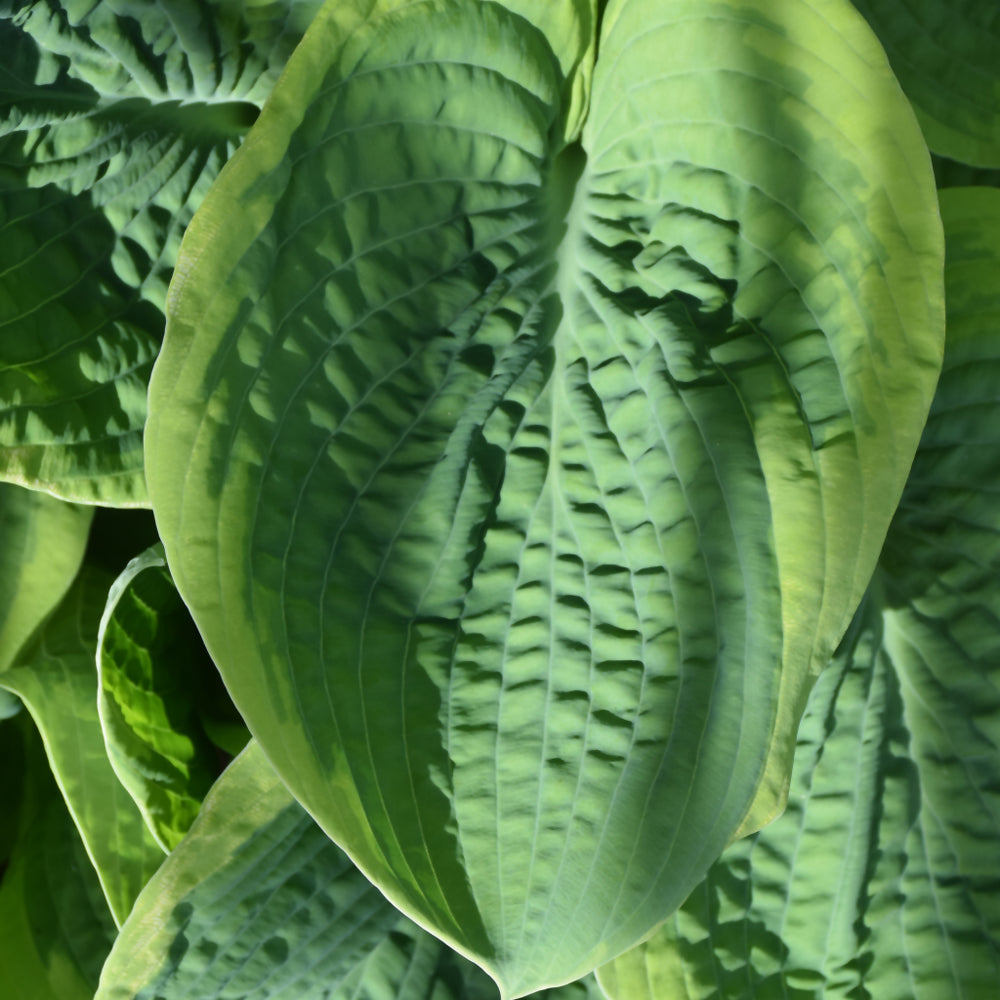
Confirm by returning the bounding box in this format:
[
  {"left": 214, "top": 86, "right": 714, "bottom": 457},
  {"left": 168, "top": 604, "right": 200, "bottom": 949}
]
[
  {"left": 0, "top": 568, "right": 165, "bottom": 926},
  {"left": 0, "top": 482, "right": 92, "bottom": 672},
  {"left": 145, "top": 0, "right": 944, "bottom": 992},
  {"left": 596, "top": 186, "right": 1000, "bottom": 1000},
  {"left": 0, "top": 0, "right": 322, "bottom": 503},
  {"left": 97, "top": 740, "right": 605, "bottom": 1000}
]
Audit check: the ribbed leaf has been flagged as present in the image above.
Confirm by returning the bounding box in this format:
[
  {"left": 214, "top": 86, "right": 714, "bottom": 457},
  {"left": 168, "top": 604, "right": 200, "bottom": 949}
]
[
  {"left": 0, "top": 0, "right": 322, "bottom": 504},
  {"left": 97, "top": 739, "right": 604, "bottom": 1000},
  {"left": 0, "top": 714, "right": 26, "bottom": 866},
  {"left": 0, "top": 482, "right": 92, "bottom": 672},
  {"left": 850, "top": 0, "right": 1000, "bottom": 167},
  {"left": 0, "top": 568, "right": 165, "bottom": 925},
  {"left": 145, "top": 0, "right": 943, "bottom": 992},
  {"left": 0, "top": 715, "right": 117, "bottom": 1000},
  {"left": 97, "top": 544, "right": 225, "bottom": 850},
  {"left": 596, "top": 186, "right": 1000, "bottom": 1000}
]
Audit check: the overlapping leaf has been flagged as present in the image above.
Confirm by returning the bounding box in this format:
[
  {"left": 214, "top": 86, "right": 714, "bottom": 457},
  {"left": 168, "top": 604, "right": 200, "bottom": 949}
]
[
  {"left": 596, "top": 186, "right": 1000, "bottom": 1000},
  {"left": 145, "top": 0, "right": 943, "bottom": 992},
  {"left": 0, "top": 0, "right": 322, "bottom": 503},
  {"left": 0, "top": 715, "right": 117, "bottom": 1000},
  {"left": 850, "top": 0, "right": 1000, "bottom": 167},
  {"left": 97, "top": 543, "right": 229, "bottom": 850},
  {"left": 0, "top": 482, "right": 92, "bottom": 671},
  {"left": 97, "top": 739, "right": 604, "bottom": 1000},
  {"left": 0, "top": 568, "right": 165, "bottom": 926}
]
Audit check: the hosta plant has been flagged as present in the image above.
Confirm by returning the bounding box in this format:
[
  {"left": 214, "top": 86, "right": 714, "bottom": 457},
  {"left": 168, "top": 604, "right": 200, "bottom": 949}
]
[{"left": 0, "top": 0, "right": 997, "bottom": 998}]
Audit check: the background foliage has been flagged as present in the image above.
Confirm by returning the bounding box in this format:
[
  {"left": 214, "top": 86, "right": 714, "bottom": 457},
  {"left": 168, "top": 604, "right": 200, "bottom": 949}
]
[{"left": 0, "top": 1, "right": 997, "bottom": 998}]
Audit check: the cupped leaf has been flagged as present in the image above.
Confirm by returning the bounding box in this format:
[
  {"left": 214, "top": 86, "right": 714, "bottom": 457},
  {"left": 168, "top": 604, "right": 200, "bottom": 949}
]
[
  {"left": 97, "top": 544, "right": 229, "bottom": 851},
  {"left": 0, "top": 0, "right": 322, "bottom": 504},
  {"left": 145, "top": 0, "right": 943, "bottom": 992},
  {"left": 97, "top": 739, "right": 602, "bottom": 1000},
  {"left": 0, "top": 483, "right": 92, "bottom": 672},
  {"left": 0, "top": 568, "right": 165, "bottom": 925},
  {"left": 0, "top": 714, "right": 26, "bottom": 866},
  {"left": 850, "top": 0, "right": 1000, "bottom": 167},
  {"left": 0, "top": 715, "right": 118, "bottom": 1000},
  {"left": 596, "top": 186, "right": 1000, "bottom": 1000}
]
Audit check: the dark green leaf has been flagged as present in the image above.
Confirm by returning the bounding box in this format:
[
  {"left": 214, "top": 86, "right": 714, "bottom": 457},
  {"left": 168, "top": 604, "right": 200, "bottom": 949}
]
[
  {"left": 596, "top": 185, "right": 1000, "bottom": 1000},
  {"left": 0, "top": 0, "right": 323, "bottom": 503},
  {"left": 146, "top": 0, "right": 944, "bottom": 992},
  {"left": 97, "top": 544, "right": 228, "bottom": 850}
]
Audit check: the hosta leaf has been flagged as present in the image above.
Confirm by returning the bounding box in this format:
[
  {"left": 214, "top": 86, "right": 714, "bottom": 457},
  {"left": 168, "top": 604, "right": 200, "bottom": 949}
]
[
  {"left": 596, "top": 186, "right": 1000, "bottom": 1000},
  {"left": 97, "top": 543, "right": 226, "bottom": 851},
  {"left": 97, "top": 739, "right": 603, "bottom": 1000},
  {"left": 0, "top": 567, "right": 165, "bottom": 925},
  {"left": 145, "top": 0, "right": 943, "bottom": 992},
  {"left": 850, "top": 0, "right": 1000, "bottom": 167},
  {"left": 0, "top": 715, "right": 117, "bottom": 1000},
  {"left": 0, "top": 0, "right": 322, "bottom": 504},
  {"left": 0, "top": 483, "right": 92, "bottom": 672}
]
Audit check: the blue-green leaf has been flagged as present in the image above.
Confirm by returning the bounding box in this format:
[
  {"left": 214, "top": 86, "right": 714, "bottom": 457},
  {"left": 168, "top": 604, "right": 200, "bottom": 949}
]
[
  {"left": 596, "top": 185, "right": 1000, "bottom": 1000},
  {"left": 146, "top": 0, "right": 944, "bottom": 992}
]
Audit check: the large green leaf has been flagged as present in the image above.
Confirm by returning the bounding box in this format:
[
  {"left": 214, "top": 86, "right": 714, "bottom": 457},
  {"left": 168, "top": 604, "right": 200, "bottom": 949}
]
[
  {"left": 596, "top": 186, "right": 1000, "bottom": 999},
  {"left": 145, "top": 0, "right": 943, "bottom": 992},
  {"left": 0, "top": 715, "right": 118, "bottom": 1000},
  {"left": 97, "top": 738, "right": 604, "bottom": 1000},
  {"left": 0, "top": 0, "right": 322, "bottom": 504},
  {"left": 850, "top": 0, "right": 1000, "bottom": 167},
  {"left": 0, "top": 567, "right": 165, "bottom": 926},
  {"left": 0, "top": 483, "right": 92, "bottom": 672},
  {"left": 97, "top": 543, "right": 227, "bottom": 851}
]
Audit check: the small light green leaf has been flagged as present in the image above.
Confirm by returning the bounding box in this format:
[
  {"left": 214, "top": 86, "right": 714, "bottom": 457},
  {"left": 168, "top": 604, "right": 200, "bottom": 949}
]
[
  {"left": 97, "top": 543, "right": 226, "bottom": 851},
  {"left": 850, "top": 0, "right": 1000, "bottom": 167},
  {"left": 97, "top": 739, "right": 602, "bottom": 1000},
  {"left": 146, "top": 0, "right": 943, "bottom": 992},
  {"left": 0, "top": 483, "right": 93, "bottom": 673},
  {"left": 596, "top": 185, "right": 1000, "bottom": 1000},
  {"left": 0, "top": 715, "right": 118, "bottom": 1000},
  {"left": 0, "top": 568, "right": 165, "bottom": 926},
  {"left": 0, "top": 0, "right": 322, "bottom": 504}
]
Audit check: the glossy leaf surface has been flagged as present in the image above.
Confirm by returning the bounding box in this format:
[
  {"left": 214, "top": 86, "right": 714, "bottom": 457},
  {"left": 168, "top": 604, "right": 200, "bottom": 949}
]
[
  {"left": 146, "top": 0, "right": 943, "bottom": 991},
  {"left": 0, "top": 0, "right": 321, "bottom": 503},
  {"left": 597, "top": 186, "right": 1000, "bottom": 1000}
]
